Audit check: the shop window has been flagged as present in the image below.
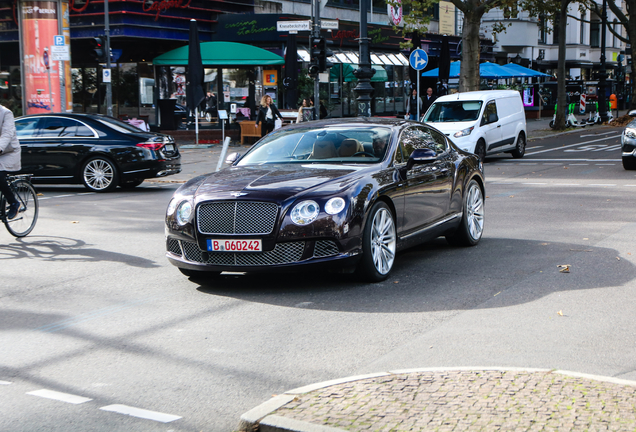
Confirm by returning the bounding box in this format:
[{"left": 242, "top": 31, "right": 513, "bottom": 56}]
[
  {"left": 116, "top": 63, "right": 139, "bottom": 118},
  {"left": 223, "top": 68, "right": 252, "bottom": 117}
]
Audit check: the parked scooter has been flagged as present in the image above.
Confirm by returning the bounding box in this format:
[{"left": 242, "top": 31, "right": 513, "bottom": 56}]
[
  {"left": 586, "top": 101, "right": 614, "bottom": 124},
  {"left": 567, "top": 103, "right": 587, "bottom": 128}
]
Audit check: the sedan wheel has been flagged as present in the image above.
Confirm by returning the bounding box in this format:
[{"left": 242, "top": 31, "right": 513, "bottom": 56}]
[
  {"left": 446, "top": 179, "right": 484, "bottom": 246},
  {"left": 82, "top": 157, "right": 119, "bottom": 192},
  {"left": 356, "top": 202, "right": 396, "bottom": 282}
]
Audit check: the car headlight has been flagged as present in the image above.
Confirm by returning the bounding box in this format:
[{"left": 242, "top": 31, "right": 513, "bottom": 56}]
[
  {"left": 325, "top": 197, "right": 346, "bottom": 215},
  {"left": 291, "top": 200, "right": 320, "bottom": 225},
  {"left": 624, "top": 127, "right": 636, "bottom": 139},
  {"left": 167, "top": 198, "right": 178, "bottom": 216},
  {"left": 454, "top": 126, "right": 474, "bottom": 138},
  {"left": 176, "top": 200, "right": 193, "bottom": 225}
]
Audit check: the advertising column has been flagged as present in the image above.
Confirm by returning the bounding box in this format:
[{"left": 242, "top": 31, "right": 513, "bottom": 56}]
[{"left": 20, "top": 0, "right": 61, "bottom": 114}]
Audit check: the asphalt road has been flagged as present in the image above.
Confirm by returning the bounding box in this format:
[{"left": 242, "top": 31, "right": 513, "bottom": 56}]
[{"left": 1, "top": 126, "right": 635, "bottom": 431}]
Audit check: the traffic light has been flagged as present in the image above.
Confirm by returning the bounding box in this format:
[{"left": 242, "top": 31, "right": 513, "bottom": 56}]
[
  {"left": 309, "top": 37, "right": 321, "bottom": 77},
  {"left": 319, "top": 37, "right": 333, "bottom": 72},
  {"left": 91, "top": 36, "right": 107, "bottom": 62}
]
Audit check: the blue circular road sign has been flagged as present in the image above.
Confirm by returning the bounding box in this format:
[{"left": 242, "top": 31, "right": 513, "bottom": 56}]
[{"left": 409, "top": 49, "right": 428, "bottom": 71}]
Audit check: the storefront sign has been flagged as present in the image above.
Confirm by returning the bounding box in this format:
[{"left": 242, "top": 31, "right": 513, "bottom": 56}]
[
  {"left": 277, "top": 20, "right": 310, "bottom": 32},
  {"left": 143, "top": 0, "right": 191, "bottom": 21},
  {"left": 332, "top": 29, "right": 359, "bottom": 47},
  {"left": 21, "top": 0, "right": 61, "bottom": 114},
  {"left": 439, "top": 1, "right": 456, "bottom": 36},
  {"left": 263, "top": 70, "right": 277, "bottom": 86}
]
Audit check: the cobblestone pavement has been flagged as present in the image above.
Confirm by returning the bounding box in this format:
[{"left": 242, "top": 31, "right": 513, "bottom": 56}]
[{"left": 239, "top": 369, "right": 636, "bottom": 432}]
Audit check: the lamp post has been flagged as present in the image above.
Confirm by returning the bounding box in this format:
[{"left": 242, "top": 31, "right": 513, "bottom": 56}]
[
  {"left": 353, "top": 0, "right": 375, "bottom": 117},
  {"left": 598, "top": 0, "right": 608, "bottom": 122}
]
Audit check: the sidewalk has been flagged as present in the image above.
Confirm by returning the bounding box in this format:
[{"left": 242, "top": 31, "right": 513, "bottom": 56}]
[{"left": 238, "top": 368, "right": 636, "bottom": 432}]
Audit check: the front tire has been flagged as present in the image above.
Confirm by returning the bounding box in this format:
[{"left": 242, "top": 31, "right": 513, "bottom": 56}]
[
  {"left": 623, "top": 156, "right": 636, "bottom": 170},
  {"left": 475, "top": 139, "right": 486, "bottom": 162},
  {"left": 510, "top": 132, "right": 526, "bottom": 159},
  {"left": 356, "top": 202, "right": 397, "bottom": 282},
  {"left": 2, "top": 180, "right": 39, "bottom": 238},
  {"left": 446, "top": 179, "right": 484, "bottom": 246},
  {"left": 82, "top": 157, "right": 118, "bottom": 192}
]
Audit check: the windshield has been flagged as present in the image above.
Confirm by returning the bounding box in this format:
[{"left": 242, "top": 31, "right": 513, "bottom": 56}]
[
  {"left": 96, "top": 116, "right": 148, "bottom": 134},
  {"left": 424, "top": 101, "right": 483, "bottom": 123},
  {"left": 236, "top": 126, "right": 393, "bottom": 166}
]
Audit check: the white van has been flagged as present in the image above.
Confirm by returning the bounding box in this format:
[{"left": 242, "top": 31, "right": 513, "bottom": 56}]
[{"left": 422, "top": 90, "right": 527, "bottom": 161}]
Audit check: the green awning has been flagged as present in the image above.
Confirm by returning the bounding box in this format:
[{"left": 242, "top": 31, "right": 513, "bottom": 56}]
[
  {"left": 329, "top": 63, "right": 388, "bottom": 82},
  {"left": 153, "top": 42, "right": 285, "bottom": 66}
]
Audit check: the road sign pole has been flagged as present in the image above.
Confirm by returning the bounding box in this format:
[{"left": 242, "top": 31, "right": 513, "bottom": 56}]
[
  {"left": 409, "top": 48, "right": 429, "bottom": 120},
  {"left": 417, "top": 74, "right": 420, "bottom": 120}
]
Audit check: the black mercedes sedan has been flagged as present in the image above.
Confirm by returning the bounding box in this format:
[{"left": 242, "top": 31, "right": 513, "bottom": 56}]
[
  {"left": 166, "top": 118, "right": 484, "bottom": 282},
  {"left": 15, "top": 113, "right": 181, "bottom": 192}
]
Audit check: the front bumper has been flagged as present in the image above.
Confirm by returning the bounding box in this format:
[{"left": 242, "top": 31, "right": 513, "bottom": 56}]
[{"left": 166, "top": 237, "right": 361, "bottom": 273}]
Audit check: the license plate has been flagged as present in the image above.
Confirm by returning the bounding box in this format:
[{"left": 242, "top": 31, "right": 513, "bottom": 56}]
[
  {"left": 207, "top": 239, "right": 262, "bottom": 252},
  {"left": 164, "top": 144, "right": 175, "bottom": 152}
]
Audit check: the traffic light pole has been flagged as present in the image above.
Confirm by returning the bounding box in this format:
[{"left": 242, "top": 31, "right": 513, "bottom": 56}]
[
  {"left": 104, "top": 0, "right": 113, "bottom": 117},
  {"left": 312, "top": 0, "right": 320, "bottom": 120}
]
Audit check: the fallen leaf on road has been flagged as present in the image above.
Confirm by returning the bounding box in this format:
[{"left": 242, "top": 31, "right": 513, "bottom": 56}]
[
  {"left": 563, "top": 166, "right": 568, "bottom": 169},
  {"left": 557, "top": 264, "right": 571, "bottom": 273},
  {"left": 37, "top": 193, "right": 44, "bottom": 196},
  {"left": 494, "top": 292, "right": 501, "bottom": 296},
  {"left": 394, "top": 281, "right": 399, "bottom": 284},
  {"left": 616, "top": 257, "right": 621, "bottom": 261},
  {"left": 509, "top": 195, "right": 514, "bottom": 198},
  {"left": 71, "top": 221, "right": 80, "bottom": 224},
  {"left": 540, "top": 243, "right": 549, "bottom": 246},
  {"left": 557, "top": 310, "right": 564, "bottom": 316}
]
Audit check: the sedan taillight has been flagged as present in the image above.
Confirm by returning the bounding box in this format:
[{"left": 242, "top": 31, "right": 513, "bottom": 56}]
[{"left": 137, "top": 142, "right": 164, "bottom": 151}]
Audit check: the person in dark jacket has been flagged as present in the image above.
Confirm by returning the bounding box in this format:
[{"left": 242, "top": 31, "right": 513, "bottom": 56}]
[
  {"left": 405, "top": 89, "right": 422, "bottom": 120},
  {"left": 422, "top": 87, "right": 437, "bottom": 114},
  {"left": 255, "top": 95, "right": 283, "bottom": 137}
]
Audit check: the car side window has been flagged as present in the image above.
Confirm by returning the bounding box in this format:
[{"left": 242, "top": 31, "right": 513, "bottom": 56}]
[
  {"left": 400, "top": 126, "right": 438, "bottom": 159},
  {"left": 481, "top": 101, "right": 498, "bottom": 125},
  {"left": 15, "top": 118, "right": 41, "bottom": 138},
  {"left": 428, "top": 128, "right": 448, "bottom": 155},
  {"left": 37, "top": 117, "right": 88, "bottom": 138},
  {"left": 393, "top": 144, "right": 404, "bottom": 164}
]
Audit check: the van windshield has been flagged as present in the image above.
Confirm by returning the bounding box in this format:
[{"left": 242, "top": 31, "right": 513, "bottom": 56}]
[{"left": 424, "top": 101, "right": 483, "bottom": 123}]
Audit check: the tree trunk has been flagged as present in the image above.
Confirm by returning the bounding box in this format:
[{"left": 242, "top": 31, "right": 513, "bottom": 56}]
[
  {"left": 555, "top": 0, "right": 570, "bottom": 130},
  {"left": 459, "top": 10, "right": 483, "bottom": 92}
]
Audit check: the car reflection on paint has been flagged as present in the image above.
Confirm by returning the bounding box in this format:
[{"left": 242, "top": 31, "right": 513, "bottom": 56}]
[{"left": 165, "top": 117, "right": 485, "bottom": 282}]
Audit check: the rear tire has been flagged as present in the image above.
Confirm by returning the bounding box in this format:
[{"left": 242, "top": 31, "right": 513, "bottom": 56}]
[
  {"left": 510, "top": 132, "right": 526, "bottom": 159},
  {"left": 446, "top": 179, "right": 484, "bottom": 246},
  {"left": 623, "top": 156, "right": 636, "bottom": 170},
  {"left": 3, "top": 180, "right": 39, "bottom": 238},
  {"left": 82, "top": 157, "right": 118, "bottom": 192}
]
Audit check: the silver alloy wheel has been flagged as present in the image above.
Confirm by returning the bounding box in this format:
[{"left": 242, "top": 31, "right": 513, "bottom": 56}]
[
  {"left": 466, "top": 183, "right": 484, "bottom": 240},
  {"left": 370, "top": 208, "right": 396, "bottom": 275},
  {"left": 84, "top": 159, "right": 114, "bottom": 191}
]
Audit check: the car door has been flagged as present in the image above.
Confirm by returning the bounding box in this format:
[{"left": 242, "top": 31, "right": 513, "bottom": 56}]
[
  {"left": 14, "top": 117, "right": 42, "bottom": 175},
  {"left": 481, "top": 100, "right": 502, "bottom": 152},
  {"left": 29, "top": 116, "right": 97, "bottom": 180},
  {"left": 399, "top": 126, "right": 454, "bottom": 234}
]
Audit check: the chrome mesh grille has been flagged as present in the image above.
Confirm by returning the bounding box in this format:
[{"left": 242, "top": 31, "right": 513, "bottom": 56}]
[
  {"left": 197, "top": 201, "right": 279, "bottom": 235},
  {"left": 314, "top": 240, "right": 339, "bottom": 257},
  {"left": 178, "top": 240, "right": 304, "bottom": 266},
  {"left": 167, "top": 238, "right": 182, "bottom": 256}
]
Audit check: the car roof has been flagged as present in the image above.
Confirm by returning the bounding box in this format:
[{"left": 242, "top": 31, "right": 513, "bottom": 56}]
[{"left": 434, "top": 90, "right": 521, "bottom": 103}]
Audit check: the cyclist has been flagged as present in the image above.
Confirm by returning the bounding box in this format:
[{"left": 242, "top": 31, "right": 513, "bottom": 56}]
[{"left": 0, "top": 104, "right": 21, "bottom": 220}]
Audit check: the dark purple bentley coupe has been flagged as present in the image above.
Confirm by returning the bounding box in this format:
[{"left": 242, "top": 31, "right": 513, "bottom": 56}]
[{"left": 165, "top": 118, "right": 485, "bottom": 282}]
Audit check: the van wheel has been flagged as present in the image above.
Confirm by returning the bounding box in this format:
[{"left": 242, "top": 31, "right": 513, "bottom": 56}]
[
  {"left": 511, "top": 132, "right": 526, "bottom": 158},
  {"left": 475, "top": 140, "right": 486, "bottom": 162}
]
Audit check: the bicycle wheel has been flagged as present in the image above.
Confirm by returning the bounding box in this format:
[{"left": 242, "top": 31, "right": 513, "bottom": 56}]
[{"left": 5, "top": 180, "right": 39, "bottom": 238}]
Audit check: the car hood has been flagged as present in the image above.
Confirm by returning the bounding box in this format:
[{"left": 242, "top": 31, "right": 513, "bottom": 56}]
[
  {"left": 425, "top": 120, "right": 477, "bottom": 135},
  {"left": 194, "top": 163, "right": 369, "bottom": 202}
]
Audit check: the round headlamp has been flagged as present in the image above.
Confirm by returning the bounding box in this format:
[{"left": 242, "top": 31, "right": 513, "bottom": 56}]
[
  {"left": 325, "top": 197, "right": 346, "bottom": 215},
  {"left": 167, "top": 198, "right": 178, "bottom": 216},
  {"left": 291, "top": 200, "right": 319, "bottom": 226},
  {"left": 176, "top": 200, "right": 193, "bottom": 225}
]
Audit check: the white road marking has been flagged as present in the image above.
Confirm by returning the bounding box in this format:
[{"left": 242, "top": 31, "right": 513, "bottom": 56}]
[
  {"left": 589, "top": 184, "right": 617, "bottom": 187},
  {"left": 554, "top": 183, "right": 581, "bottom": 186},
  {"left": 0, "top": 381, "right": 12, "bottom": 385},
  {"left": 100, "top": 404, "right": 181, "bottom": 423},
  {"left": 580, "top": 131, "right": 616, "bottom": 137},
  {"left": 27, "top": 389, "right": 92, "bottom": 404},
  {"left": 522, "top": 183, "right": 547, "bottom": 185},
  {"left": 568, "top": 163, "right": 589, "bottom": 165},
  {"left": 39, "top": 192, "right": 95, "bottom": 200},
  {"left": 595, "top": 163, "right": 616, "bottom": 165},
  {"left": 525, "top": 146, "right": 543, "bottom": 150},
  {"left": 525, "top": 135, "right": 621, "bottom": 155}
]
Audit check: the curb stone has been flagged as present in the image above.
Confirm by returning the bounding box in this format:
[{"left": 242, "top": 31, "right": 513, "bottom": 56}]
[{"left": 237, "top": 367, "right": 636, "bottom": 432}]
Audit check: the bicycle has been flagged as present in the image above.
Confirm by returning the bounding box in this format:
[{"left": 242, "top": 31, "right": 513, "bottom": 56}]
[{"left": 1, "top": 174, "right": 39, "bottom": 237}]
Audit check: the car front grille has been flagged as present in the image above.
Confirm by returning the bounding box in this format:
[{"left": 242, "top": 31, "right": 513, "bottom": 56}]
[
  {"left": 313, "top": 240, "right": 339, "bottom": 257},
  {"left": 197, "top": 201, "right": 279, "bottom": 235},
  {"left": 175, "top": 239, "right": 305, "bottom": 266}
]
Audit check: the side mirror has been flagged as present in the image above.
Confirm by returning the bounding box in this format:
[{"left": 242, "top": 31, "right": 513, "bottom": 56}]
[
  {"left": 628, "top": 110, "right": 636, "bottom": 117},
  {"left": 225, "top": 152, "right": 240, "bottom": 165},
  {"left": 406, "top": 147, "right": 437, "bottom": 170}
]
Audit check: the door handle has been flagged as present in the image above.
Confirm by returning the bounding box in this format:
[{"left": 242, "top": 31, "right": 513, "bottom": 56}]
[{"left": 497, "top": 125, "right": 501, "bottom": 128}]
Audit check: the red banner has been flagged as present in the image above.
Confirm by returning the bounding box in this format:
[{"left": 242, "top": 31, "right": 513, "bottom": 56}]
[{"left": 22, "top": 1, "right": 61, "bottom": 114}]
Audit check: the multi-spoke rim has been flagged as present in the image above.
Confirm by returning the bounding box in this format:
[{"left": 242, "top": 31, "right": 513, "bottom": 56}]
[
  {"left": 370, "top": 208, "right": 396, "bottom": 275},
  {"left": 84, "top": 159, "right": 114, "bottom": 191},
  {"left": 466, "top": 184, "right": 484, "bottom": 241}
]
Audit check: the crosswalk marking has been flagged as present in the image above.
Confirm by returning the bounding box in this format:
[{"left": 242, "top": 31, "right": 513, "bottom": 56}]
[
  {"left": 27, "top": 389, "right": 92, "bottom": 404},
  {"left": 100, "top": 404, "right": 182, "bottom": 423}
]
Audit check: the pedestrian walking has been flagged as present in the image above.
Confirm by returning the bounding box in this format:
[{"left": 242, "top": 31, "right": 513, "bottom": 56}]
[
  {"left": 406, "top": 89, "right": 422, "bottom": 120},
  {"left": 256, "top": 95, "right": 283, "bottom": 137}
]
